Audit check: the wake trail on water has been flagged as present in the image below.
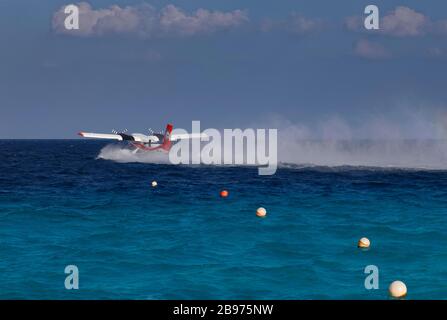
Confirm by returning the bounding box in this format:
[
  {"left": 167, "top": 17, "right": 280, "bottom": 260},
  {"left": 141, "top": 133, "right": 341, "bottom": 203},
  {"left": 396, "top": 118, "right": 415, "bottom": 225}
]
[
  {"left": 277, "top": 140, "right": 447, "bottom": 170},
  {"left": 97, "top": 138, "right": 447, "bottom": 170}
]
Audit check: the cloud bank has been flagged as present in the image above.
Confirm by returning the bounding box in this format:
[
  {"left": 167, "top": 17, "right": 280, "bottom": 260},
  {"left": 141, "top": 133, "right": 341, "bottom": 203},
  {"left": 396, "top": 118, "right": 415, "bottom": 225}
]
[{"left": 52, "top": 2, "right": 248, "bottom": 38}]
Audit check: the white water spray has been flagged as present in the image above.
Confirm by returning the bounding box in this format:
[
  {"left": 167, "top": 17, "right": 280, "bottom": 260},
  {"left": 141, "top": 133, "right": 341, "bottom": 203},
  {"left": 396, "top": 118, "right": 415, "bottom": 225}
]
[{"left": 97, "top": 110, "right": 447, "bottom": 170}]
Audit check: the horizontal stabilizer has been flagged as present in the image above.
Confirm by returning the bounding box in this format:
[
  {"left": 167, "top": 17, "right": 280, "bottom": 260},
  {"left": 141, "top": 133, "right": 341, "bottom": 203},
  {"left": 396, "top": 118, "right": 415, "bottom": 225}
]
[{"left": 171, "top": 133, "right": 208, "bottom": 141}]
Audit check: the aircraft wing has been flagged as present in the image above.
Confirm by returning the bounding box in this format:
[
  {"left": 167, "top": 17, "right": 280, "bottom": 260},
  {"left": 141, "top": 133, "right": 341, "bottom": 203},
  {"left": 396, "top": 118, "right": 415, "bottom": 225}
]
[
  {"left": 78, "top": 132, "right": 160, "bottom": 143},
  {"left": 78, "top": 132, "right": 123, "bottom": 140}
]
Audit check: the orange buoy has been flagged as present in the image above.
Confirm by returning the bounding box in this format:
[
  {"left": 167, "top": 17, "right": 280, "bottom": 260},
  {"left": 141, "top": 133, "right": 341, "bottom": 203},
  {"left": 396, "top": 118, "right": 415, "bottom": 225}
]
[
  {"left": 220, "top": 190, "right": 229, "bottom": 198},
  {"left": 256, "top": 207, "right": 267, "bottom": 217}
]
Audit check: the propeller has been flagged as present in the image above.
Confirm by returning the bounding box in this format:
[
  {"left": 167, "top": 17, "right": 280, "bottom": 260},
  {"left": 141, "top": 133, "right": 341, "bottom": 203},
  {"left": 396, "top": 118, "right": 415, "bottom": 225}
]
[{"left": 112, "top": 129, "right": 128, "bottom": 134}]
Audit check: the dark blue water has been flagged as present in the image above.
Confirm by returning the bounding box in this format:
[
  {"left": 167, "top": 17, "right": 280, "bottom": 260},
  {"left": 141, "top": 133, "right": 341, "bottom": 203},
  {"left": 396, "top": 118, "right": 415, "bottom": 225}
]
[{"left": 1, "top": 140, "right": 446, "bottom": 299}]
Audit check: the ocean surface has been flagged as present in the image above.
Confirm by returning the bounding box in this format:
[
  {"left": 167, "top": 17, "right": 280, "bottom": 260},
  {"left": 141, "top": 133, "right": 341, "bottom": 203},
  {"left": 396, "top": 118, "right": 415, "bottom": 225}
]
[{"left": 0, "top": 140, "right": 446, "bottom": 299}]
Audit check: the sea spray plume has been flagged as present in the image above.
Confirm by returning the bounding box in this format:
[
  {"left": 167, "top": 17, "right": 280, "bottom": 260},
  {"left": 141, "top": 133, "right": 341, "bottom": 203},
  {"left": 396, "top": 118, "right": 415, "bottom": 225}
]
[
  {"left": 97, "top": 129, "right": 277, "bottom": 171},
  {"left": 97, "top": 110, "right": 447, "bottom": 169},
  {"left": 97, "top": 144, "right": 170, "bottom": 164},
  {"left": 268, "top": 113, "right": 447, "bottom": 169}
]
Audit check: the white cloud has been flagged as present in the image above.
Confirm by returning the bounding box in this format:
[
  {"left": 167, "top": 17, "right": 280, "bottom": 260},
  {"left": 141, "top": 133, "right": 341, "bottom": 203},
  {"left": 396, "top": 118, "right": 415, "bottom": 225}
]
[
  {"left": 345, "top": 6, "right": 441, "bottom": 37},
  {"left": 52, "top": 2, "right": 248, "bottom": 38},
  {"left": 381, "top": 6, "right": 427, "bottom": 36},
  {"left": 159, "top": 5, "right": 248, "bottom": 36},
  {"left": 286, "top": 13, "right": 323, "bottom": 34},
  {"left": 354, "top": 39, "right": 391, "bottom": 59}
]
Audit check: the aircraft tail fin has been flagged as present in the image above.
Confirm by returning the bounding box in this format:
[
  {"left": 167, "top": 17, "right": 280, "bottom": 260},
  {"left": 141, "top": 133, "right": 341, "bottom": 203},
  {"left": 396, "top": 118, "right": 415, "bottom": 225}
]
[{"left": 162, "top": 124, "right": 173, "bottom": 151}]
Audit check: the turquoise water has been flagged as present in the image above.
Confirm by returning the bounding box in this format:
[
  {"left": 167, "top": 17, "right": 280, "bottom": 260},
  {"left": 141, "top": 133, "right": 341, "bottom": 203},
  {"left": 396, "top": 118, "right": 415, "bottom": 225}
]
[{"left": 0, "top": 140, "right": 446, "bottom": 299}]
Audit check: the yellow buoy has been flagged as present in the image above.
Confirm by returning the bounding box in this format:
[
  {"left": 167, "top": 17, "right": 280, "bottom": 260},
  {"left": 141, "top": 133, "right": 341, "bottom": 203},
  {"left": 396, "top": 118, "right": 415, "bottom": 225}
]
[
  {"left": 151, "top": 181, "right": 158, "bottom": 187},
  {"left": 389, "top": 281, "right": 407, "bottom": 298},
  {"left": 256, "top": 207, "right": 267, "bottom": 217},
  {"left": 358, "top": 237, "right": 370, "bottom": 248}
]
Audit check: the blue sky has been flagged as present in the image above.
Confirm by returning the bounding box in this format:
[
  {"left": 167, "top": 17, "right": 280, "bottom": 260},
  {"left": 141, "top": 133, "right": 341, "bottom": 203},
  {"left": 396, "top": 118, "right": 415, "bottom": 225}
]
[{"left": 1, "top": 0, "right": 447, "bottom": 138}]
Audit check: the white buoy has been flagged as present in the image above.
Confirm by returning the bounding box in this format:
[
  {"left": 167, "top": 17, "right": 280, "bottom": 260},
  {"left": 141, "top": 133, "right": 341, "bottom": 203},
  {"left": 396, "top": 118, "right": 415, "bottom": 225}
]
[
  {"left": 358, "top": 237, "right": 370, "bottom": 248},
  {"left": 389, "top": 281, "right": 407, "bottom": 298},
  {"left": 151, "top": 181, "right": 158, "bottom": 187},
  {"left": 256, "top": 207, "right": 267, "bottom": 217}
]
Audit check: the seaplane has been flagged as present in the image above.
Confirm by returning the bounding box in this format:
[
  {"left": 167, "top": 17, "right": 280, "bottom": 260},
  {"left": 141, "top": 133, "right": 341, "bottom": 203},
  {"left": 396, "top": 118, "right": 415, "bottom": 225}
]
[{"left": 78, "top": 124, "right": 205, "bottom": 153}]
